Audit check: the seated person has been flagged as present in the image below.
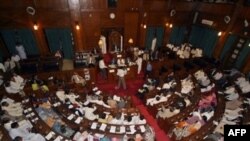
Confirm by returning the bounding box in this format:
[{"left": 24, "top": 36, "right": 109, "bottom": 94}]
[
  {"left": 86, "top": 95, "right": 110, "bottom": 108},
  {"left": 4, "top": 81, "right": 20, "bottom": 94},
  {"left": 98, "top": 113, "right": 113, "bottom": 123},
  {"left": 9, "top": 122, "right": 45, "bottom": 141},
  {"left": 1, "top": 101, "right": 23, "bottom": 118},
  {"left": 109, "top": 112, "right": 125, "bottom": 125},
  {"left": 156, "top": 105, "right": 180, "bottom": 119},
  {"left": 81, "top": 103, "right": 99, "bottom": 121},
  {"left": 107, "top": 96, "right": 117, "bottom": 109},
  {"left": 12, "top": 73, "right": 25, "bottom": 86},
  {"left": 146, "top": 93, "right": 171, "bottom": 106},
  {"left": 71, "top": 72, "right": 86, "bottom": 86},
  {"left": 55, "top": 50, "right": 62, "bottom": 59},
  {"left": 4, "top": 58, "right": 16, "bottom": 72}
]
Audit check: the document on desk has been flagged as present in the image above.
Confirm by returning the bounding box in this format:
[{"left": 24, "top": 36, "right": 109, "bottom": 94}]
[
  {"left": 67, "top": 114, "right": 75, "bottom": 120},
  {"left": 95, "top": 90, "right": 101, "bottom": 95},
  {"left": 74, "top": 117, "right": 82, "bottom": 124},
  {"left": 54, "top": 136, "right": 63, "bottom": 141},
  {"left": 94, "top": 133, "right": 104, "bottom": 139},
  {"left": 45, "top": 131, "right": 55, "bottom": 140},
  {"left": 91, "top": 122, "right": 98, "bottom": 129},
  {"left": 109, "top": 69, "right": 115, "bottom": 73},
  {"left": 120, "top": 126, "right": 126, "bottom": 133},
  {"left": 92, "top": 87, "right": 98, "bottom": 91},
  {"left": 140, "top": 125, "right": 146, "bottom": 133},
  {"left": 99, "top": 123, "right": 107, "bottom": 131},
  {"left": 110, "top": 126, "right": 116, "bottom": 133},
  {"left": 129, "top": 125, "right": 136, "bottom": 134}
]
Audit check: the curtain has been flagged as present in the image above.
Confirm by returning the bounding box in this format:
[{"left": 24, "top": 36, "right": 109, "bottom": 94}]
[
  {"left": 145, "top": 26, "right": 164, "bottom": 50},
  {"left": 220, "top": 34, "right": 237, "bottom": 60},
  {"left": 18, "top": 29, "right": 39, "bottom": 55},
  {"left": 0, "top": 48, "right": 3, "bottom": 62},
  {"left": 0, "top": 29, "right": 17, "bottom": 54},
  {"left": 145, "top": 27, "right": 155, "bottom": 50},
  {"left": 202, "top": 28, "right": 218, "bottom": 57},
  {"left": 188, "top": 25, "right": 218, "bottom": 57},
  {"left": 234, "top": 40, "right": 250, "bottom": 69},
  {"left": 45, "top": 28, "right": 73, "bottom": 59},
  {"left": 0, "top": 29, "right": 39, "bottom": 56},
  {"left": 156, "top": 27, "right": 164, "bottom": 48},
  {"left": 169, "top": 26, "right": 186, "bottom": 46}
]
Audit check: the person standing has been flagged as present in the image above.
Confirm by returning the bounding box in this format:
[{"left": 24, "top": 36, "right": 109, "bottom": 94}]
[
  {"left": 116, "top": 66, "right": 127, "bottom": 90},
  {"left": 15, "top": 42, "right": 27, "bottom": 60},
  {"left": 98, "top": 57, "right": 107, "bottom": 79},
  {"left": 145, "top": 61, "right": 152, "bottom": 79},
  {"left": 11, "top": 54, "right": 21, "bottom": 70},
  {"left": 136, "top": 55, "right": 143, "bottom": 75}
]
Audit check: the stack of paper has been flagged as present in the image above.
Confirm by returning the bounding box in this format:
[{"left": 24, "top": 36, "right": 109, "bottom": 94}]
[
  {"left": 67, "top": 114, "right": 75, "bottom": 120},
  {"left": 99, "top": 123, "right": 107, "bottom": 131},
  {"left": 54, "top": 136, "right": 63, "bottom": 141},
  {"left": 120, "top": 126, "right": 126, "bottom": 133},
  {"left": 110, "top": 126, "right": 116, "bottom": 133},
  {"left": 45, "top": 131, "right": 55, "bottom": 140},
  {"left": 157, "top": 87, "right": 161, "bottom": 90},
  {"left": 91, "top": 122, "right": 98, "bottom": 129},
  {"left": 140, "top": 125, "right": 146, "bottom": 133},
  {"left": 109, "top": 69, "right": 115, "bottom": 73},
  {"left": 74, "top": 117, "right": 82, "bottom": 124}
]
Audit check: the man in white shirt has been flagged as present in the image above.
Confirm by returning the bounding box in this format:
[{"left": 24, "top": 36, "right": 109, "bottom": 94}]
[
  {"left": 11, "top": 54, "right": 21, "bottom": 70},
  {"left": 4, "top": 58, "right": 16, "bottom": 72},
  {"left": 82, "top": 104, "right": 98, "bottom": 121},
  {"left": 116, "top": 67, "right": 127, "bottom": 90},
  {"left": 4, "top": 81, "right": 21, "bottom": 94},
  {"left": 136, "top": 55, "right": 143, "bottom": 74},
  {"left": 9, "top": 122, "right": 45, "bottom": 141},
  {"left": 71, "top": 72, "right": 86, "bottom": 86},
  {"left": 98, "top": 57, "right": 107, "bottom": 79},
  {"left": 15, "top": 42, "right": 27, "bottom": 60}
]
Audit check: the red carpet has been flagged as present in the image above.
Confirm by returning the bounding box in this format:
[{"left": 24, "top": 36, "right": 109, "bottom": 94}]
[{"left": 96, "top": 73, "right": 171, "bottom": 141}]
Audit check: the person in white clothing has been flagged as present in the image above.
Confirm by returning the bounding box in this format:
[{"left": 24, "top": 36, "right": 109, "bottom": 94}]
[
  {"left": 9, "top": 122, "right": 45, "bottom": 141},
  {"left": 71, "top": 72, "right": 86, "bottom": 86},
  {"left": 116, "top": 67, "right": 127, "bottom": 90},
  {"left": 4, "top": 58, "right": 16, "bottom": 72},
  {"left": 11, "top": 54, "right": 21, "bottom": 70},
  {"left": 1, "top": 101, "right": 23, "bottom": 117},
  {"left": 98, "top": 57, "right": 107, "bottom": 79},
  {"left": 12, "top": 73, "right": 25, "bottom": 85},
  {"left": 82, "top": 104, "right": 98, "bottom": 121},
  {"left": 136, "top": 55, "right": 143, "bottom": 74},
  {"left": 15, "top": 42, "right": 27, "bottom": 60}
]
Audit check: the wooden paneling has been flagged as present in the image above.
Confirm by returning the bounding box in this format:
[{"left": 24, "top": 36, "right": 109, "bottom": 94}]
[
  {"left": 124, "top": 12, "right": 139, "bottom": 47},
  {"left": 81, "top": 12, "right": 101, "bottom": 50},
  {"left": 35, "top": 0, "right": 69, "bottom": 10},
  {"left": 0, "top": 0, "right": 249, "bottom": 71}
]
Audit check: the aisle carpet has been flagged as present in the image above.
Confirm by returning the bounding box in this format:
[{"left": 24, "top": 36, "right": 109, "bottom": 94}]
[{"left": 96, "top": 73, "right": 171, "bottom": 141}]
